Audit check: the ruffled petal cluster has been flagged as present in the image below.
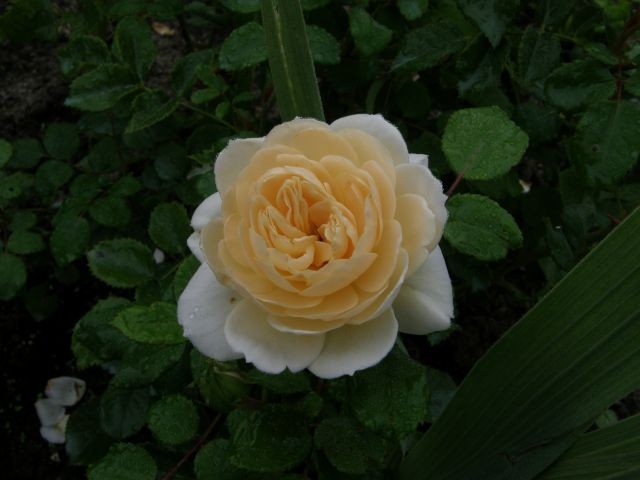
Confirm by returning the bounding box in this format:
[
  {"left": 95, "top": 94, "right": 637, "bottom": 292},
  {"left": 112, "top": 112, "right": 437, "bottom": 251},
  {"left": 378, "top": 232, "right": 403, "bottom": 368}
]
[{"left": 179, "top": 115, "right": 453, "bottom": 378}]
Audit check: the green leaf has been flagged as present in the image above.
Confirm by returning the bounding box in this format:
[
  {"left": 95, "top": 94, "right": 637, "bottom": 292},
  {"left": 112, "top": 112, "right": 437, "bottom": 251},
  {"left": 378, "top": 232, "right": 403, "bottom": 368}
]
[
  {"left": 314, "top": 416, "right": 389, "bottom": 475},
  {"left": 154, "top": 142, "right": 188, "bottom": 180},
  {"left": 515, "top": 102, "right": 560, "bottom": 144},
  {"left": 442, "top": 106, "right": 529, "bottom": 180},
  {"left": 171, "top": 49, "right": 214, "bottom": 97},
  {"left": 43, "top": 122, "right": 80, "bottom": 160},
  {"left": 544, "top": 61, "right": 616, "bottom": 111},
  {"left": 100, "top": 383, "right": 151, "bottom": 439},
  {"left": 457, "top": 0, "right": 518, "bottom": 47},
  {"left": 126, "top": 91, "right": 180, "bottom": 134},
  {"left": 7, "top": 230, "right": 45, "bottom": 254},
  {"left": 190, "top": 350, "right": 250, "bottom": 412},
  {"left": 0, "top": 138, "right": 12, "bottom": 168},
  {"left": 112, "top": 302, "right": 184, "bottom": 345},
  {"left": 112, "top": 16, "right": 157, "bottom": 80},
  {"left": 191, "top": 88, "right": 222, "bottom": 104},
  {"left": 147, "top": 394, "right": 199, "bottom": 445},
  {"left": 50, "top": 217, "right": 90, "bottom": 266},
  {"left": 194, "top": 439, "right": 245, "bottom": 480},
  {"left": 65, "top": 399, "right": 114, "bottom": 466},
  {"left": 89, "top": 196, "right": 132, "bottom": 227},
  {"left": 172, "top": 255, "right": 199, "bottom": 299},
  {"left": 87, "top": 238, "right": 155, "bottom": 288},
  {"left": 0, "top": 172, "right": 33, "bottom": 199},
  {"left": 445, "top": 194, "right": 523, "bottom": 261},
  {"left": 458, "top": 41, "right": 509, "bottom": 96},
  {"left": 72, "top": 298, "right": 134, "bottom": 369},
  {"left": 34, "top": 160, "right": 74, "bottom": 196},
  {"left": 625, "top": 69, "right": 640, "bottom": 96},
  {"left": 220, "top": 0, "right": 260, "bottom": 12},
  {"left": 400, "top": 208, "right": 640, "bottom": 480},
  {"left": 219, "top": 22, "right": 267, "bottom": 70},
  {"left": 9, "top": 211, "right": 37, "bottom": 231},
  {"left": 88, "top": 443, "right": 156, "bottom": 480},
  {"left": 573, "top": 100, "right": 640, "bottom": 184},
  {"left": 517, "top": 26, "right": 561, "bottom": 84},
  {"left": 398, "top": 0, "right": 429, "bottom": 20},
  {"left": 227, "top": 405, "right": 312, "bottom": 472},
  {"left": 538, "top": 414, "right": 640, "bottom": 479},
  {"left": 262, "top": 1, "right": 325, "bottom": 120},
  {"left": 425, "top": 368, "right": 457, "bottom": 423},
  {"left": 582, "top": 42, "right": 617, "bottom": 66},
  {"left": 110, "top": 175, "right": 142, "bottom": 197},
  {"left": 7, "top": 138, "right": 44, "bottom": 169},
  {"left": 117, "top": 343, "right": 186, "bottom": 387},
  {"left": 58, "top": 35, "right": 111, "bottom": 77},
  {"left": 347, "top": 346, "right": 429, "bottom": 437},
  {"left": 148, "top": 202, "right": 191, "bottom": 254},
  {"left": 348, "top": 7, "right": 392, "bottom": 57},
  {"left": 0, "top": 253, "right": 27, "bottom": 301},
  {"left": 307, "top": 25, "right": 340, "bottom": 65},
  {"left": 392, "top": 21, "right": 465, "bottom": 71},
  {"left": 0, "top": 0, "right": 55, "bottom": 43},
  {"left": 246, "top": 368, "right": 311, "bottom": 394},
  {"left": 66, "top": 64, "right": 139, "bottom": 112}
]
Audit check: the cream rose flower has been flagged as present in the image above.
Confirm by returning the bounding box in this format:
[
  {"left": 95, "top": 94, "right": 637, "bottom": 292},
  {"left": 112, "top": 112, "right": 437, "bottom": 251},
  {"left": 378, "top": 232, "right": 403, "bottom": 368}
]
[{"left": 178, "top": 115, "right": 453, "bottom": 379}]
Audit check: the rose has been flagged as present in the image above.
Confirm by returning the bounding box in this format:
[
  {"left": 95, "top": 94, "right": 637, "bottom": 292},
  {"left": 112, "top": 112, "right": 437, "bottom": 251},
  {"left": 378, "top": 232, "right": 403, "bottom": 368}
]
[{"left": 178, "top": 115, "right": 453, "bottom": 379}]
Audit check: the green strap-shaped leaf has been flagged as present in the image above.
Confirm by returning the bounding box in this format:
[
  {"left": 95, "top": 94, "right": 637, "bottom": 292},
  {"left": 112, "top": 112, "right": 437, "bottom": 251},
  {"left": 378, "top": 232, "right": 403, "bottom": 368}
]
[
  {"left": 261, "top": 0, "right": 324, "bottom": 121},
  {"left": 538, "top": 414, "right": 640, "bottom": 479},
  {"left": 399, "top": 208, "right": 640, "bottom": 480}
]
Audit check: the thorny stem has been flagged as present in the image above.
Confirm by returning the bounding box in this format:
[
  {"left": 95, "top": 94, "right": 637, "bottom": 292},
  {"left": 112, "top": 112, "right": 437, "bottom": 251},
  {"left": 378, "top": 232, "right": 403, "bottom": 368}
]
[{"left": 160, "top": 413, "right": 222, "bottom": 480}]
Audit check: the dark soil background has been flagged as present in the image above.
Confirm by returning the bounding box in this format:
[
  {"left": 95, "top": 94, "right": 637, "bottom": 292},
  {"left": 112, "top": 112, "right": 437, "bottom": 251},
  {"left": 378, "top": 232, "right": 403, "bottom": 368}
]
[{"left": 1, "top": 16, "right": 638, "bottom": 480}]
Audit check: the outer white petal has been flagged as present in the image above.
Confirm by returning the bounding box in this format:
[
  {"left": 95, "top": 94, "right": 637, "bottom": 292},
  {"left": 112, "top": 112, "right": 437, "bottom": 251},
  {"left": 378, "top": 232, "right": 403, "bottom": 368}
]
[
  {"left": 191, "top": 192, "right": 222, "bottom": 230},
  {"left": 214, "top": 138, "right": 263, "bottom": 194},
  {"left": 178, "top": 264, "right": 243, "bottom": 361},
  {"left": 331, "top": 114, "right": 409, "bottom": 164},
  {"left": 40, "top": 415, "right": 68, "bottom": 444},
  {"left": 395, "top": 163, "right": 448, "bottom": 245},
  {"left": 45, "top": 377, "right": 86, "bottom": 407},
  {"left": 35, "top": 399, "right": 65, "bottom": 427},
  {"left": 394, "top": 247, "right": 453, "bottom": 335},
  {"left": 309, "top": 308, "right": 398, "bottom": 379},
  {"left": 187, "top": 232, "right": 206, "bottom": 263},
  {"left": 409, "top": 153, "right": 429, "bottom": 167},
  {"left": 224, "top": 299, "right": 325, "bottom": 374}
]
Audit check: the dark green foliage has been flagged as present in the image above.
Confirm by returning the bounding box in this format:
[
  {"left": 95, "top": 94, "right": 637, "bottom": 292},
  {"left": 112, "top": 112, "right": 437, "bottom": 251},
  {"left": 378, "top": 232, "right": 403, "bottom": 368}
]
[{"left": 2, "top": 2, "right": 639, "bottom": 478}]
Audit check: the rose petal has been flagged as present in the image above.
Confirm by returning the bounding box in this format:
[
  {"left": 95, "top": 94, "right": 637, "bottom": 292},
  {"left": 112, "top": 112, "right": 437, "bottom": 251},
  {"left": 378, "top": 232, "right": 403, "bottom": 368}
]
[
  {"left": 35, "top": 398, "right": 65, "bottom": 427},
  {"left": 308, "top": 308, "right": 398, "bottom": 379},
  {"left": 409, "top": 153, "right": 429, "bottom": 167},
  {"left": 331, "top": 114, "right": 409, "bottom": 165},
  {"left": 191, "top": 192, "right": 222, "bottom": 230},
  {"left": 395, "top": 163, "right": 447, "bottom": 247},
  {"left": 45, "top": 377, "right": 86, "bottom": 407},
  {"left": 224, "top": 299, "right": 325, "bottom": 373},
  {"left": 265, "top": 117, "right": 330, "bottom": 146},
  {"left": 394, "top": 247, "right": 453, "bottom": 335},
  {"left": 214, "top": 138, "right": 263, "bottom": 194},
  {"left": 177, "top": 264, "right": 243, "bottom": 361},
  {"left": 187, "top": 232, "right": 205, "bottom": 263},
  {"left": 396, "top": 193, "right": 437, "bottom": 276}
]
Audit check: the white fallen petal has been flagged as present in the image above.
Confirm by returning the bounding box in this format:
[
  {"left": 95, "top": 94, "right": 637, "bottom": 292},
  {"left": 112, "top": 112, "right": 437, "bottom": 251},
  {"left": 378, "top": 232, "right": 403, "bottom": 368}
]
[
  {"left": 331, "top": 114, "right": 409, "bottom": 164},
  {"left": 40, "top": 415, "right": 69, "bottom": 444},
  {"left": 153, "top": 248, "right": 165, "bottom": 264},
  {"left": 394, "top": 247, "right": 453, "bottom": 335},
  {"left": 224, "top": 299, "right": 325, "bottom": 374},
  {"left": 178, "top": 264, "right": 243, "bottom": 361},
  {"left": 35, "top": 398, "right": 65, "bottom": 427},
  {"left": 45, "top": 377, "right": 86, "bottom": 407},
  {"left": 309, "top": 308, "right": 398, "bottom": 379},
  {"left": 191, "top": 192, "right": 222, "bottom": 230}
]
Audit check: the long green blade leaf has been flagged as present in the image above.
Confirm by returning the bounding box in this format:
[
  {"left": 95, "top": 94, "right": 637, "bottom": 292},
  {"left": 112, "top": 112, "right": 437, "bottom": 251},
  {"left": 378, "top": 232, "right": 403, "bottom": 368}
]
[
  {"left": 261, "top": 0, "right": 324, "bottom": 121},
  {"left": 538, "top": 414, "right": 640, "bottom": 479},
  {"left": 400, "top": 208, "right": 640, "bottom": 480}
]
